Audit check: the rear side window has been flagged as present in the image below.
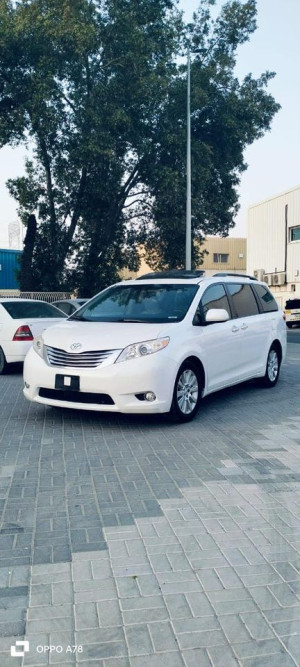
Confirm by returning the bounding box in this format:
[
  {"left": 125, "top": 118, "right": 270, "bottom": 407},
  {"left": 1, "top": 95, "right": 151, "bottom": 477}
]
[
  {"left": 227, "top": 283, "right": 259, "bottom": 317},
  {"left": 1, "top": 301, "right": 64, "bottom": 319},
  {"left": 286, "top": 299, "right": 300, "bottom": 309},
  {"left": 54, "top": 302, "right": 73, "bottom": 316},
  {"left": 253, "top": 285, "right": 278, "bottom": 313},
  {"left": 199, "top": 284, "right": 231, "bottom": 318}
]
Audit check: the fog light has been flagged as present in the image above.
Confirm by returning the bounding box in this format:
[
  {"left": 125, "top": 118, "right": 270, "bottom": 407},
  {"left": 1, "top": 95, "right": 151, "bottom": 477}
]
[{"left": 144, "top": 392, "right": 156, "bottom": 402}]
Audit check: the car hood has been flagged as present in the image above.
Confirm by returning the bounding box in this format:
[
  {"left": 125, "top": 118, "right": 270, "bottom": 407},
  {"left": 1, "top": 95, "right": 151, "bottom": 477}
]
[{"left": 41, "top": 321, "right": 170, "bottom": 351}]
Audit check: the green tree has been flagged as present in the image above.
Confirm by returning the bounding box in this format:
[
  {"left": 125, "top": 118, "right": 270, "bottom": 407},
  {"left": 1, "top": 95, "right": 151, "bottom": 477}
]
[
  {"left": 0, "top": 0, "right": 280, "bottom": 291},
  {"left": 140, "top": 0, "right": 280, "bottom": 269},
  {"left": 0, "top": 0, "right": 181, "bottom": 293}
]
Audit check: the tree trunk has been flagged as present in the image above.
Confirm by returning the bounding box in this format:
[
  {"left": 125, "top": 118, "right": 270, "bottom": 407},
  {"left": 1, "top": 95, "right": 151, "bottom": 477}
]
[{"left": 19, "top": 214, "right": 37, "bottom": 291}]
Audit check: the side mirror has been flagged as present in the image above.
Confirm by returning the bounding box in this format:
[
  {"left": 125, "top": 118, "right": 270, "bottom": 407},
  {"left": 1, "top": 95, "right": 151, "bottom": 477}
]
[{"left": 205, "top": 308, "right": 230, "bottom": 324}]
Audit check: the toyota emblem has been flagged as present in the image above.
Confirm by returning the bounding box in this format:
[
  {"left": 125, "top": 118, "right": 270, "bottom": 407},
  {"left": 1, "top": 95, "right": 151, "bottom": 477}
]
[{"left": 70, "top": 343, "right": 82, "bottom": 350}]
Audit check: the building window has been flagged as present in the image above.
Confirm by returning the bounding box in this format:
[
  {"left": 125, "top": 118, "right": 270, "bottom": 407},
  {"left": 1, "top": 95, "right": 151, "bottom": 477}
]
[
  {"left": 290, "top": 226, "right": 300, "bottom": 242},
  {"left": 213, "top": 253, "right": 229, "bottom": 263}
]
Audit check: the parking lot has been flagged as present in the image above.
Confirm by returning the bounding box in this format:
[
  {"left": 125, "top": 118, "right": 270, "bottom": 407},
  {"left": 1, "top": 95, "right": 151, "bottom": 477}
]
[{"left": 1, "top": 338, "right": 300, "bottom": 666}]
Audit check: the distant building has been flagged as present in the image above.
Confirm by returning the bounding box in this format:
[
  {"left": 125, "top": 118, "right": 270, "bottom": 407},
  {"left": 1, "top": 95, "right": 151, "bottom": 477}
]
[
  {"left": 199, "top": 236, "right": 246, "bottom": 276},
  {"left": 0, "top": 249, "right": 22, "bottom": 289},
  {"left": 247, "top": 184, "right": 300, "bottom": 309},
  {"left": 122, "top": 237, "right": 247, "bottom": 279}
]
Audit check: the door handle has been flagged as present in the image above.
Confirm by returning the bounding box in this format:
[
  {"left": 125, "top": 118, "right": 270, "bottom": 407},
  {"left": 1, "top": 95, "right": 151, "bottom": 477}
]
[
  {"left": 241, "top": 324, "right": 248, "bottom": 330},
  {"left": 232, "top": 325, "right": 239, "bottom": 332}
]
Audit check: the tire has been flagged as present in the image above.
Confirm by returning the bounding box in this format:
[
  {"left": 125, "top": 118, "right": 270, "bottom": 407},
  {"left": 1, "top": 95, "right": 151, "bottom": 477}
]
[
  {"left": 0, "top": 347, "right": 7, "bottom": 375},
  {"left": 259, "top": 345, "right": 281, "bottom": 388},
  {"left": 286, "top": 323, "right": 293, "bottom": 329},
  {"left": 169, "top": 361, "right": 202, "bottom": 423}
]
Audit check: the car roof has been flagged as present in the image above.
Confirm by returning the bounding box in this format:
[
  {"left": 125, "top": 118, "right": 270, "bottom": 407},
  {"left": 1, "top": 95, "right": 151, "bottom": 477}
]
[
  {"left": 118, "top": 273, "right": 259, "bottom": 287},
  {"left": 53, "top": 298, "right": 87, "bottom": 303},
  {"left": 0, "top": 298, "right": 54, "bottom": 304}
]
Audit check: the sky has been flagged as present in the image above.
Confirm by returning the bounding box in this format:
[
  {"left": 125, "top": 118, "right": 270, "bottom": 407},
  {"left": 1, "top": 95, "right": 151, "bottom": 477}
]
[{"left": 0, "top": 0, "right": 299, "bottom": 247}]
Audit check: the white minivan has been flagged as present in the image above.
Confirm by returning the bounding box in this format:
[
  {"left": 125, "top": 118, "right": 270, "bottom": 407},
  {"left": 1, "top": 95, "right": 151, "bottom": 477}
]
[{"left": 23, "top": 271, "right": 287, "bottom": 422}]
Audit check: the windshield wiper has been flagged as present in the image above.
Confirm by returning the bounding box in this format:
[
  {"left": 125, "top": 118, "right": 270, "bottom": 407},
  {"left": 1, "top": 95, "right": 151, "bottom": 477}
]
[
  {"left": 68, "top": 314, "right": 87, "bottom": 321},
  {"left": 118, "top": 318, "right": 147, "bottom": 323}
]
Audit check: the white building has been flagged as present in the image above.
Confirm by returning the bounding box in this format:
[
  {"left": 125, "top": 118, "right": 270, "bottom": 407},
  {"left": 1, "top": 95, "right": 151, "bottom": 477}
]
[{"left": 247, "top": 184, "right": 300, "bottom": 309}]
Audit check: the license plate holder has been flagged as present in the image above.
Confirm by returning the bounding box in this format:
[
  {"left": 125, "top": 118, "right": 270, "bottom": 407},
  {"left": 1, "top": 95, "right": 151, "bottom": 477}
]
[{"left": 55, "top": 374, "right": 80, "bottom": 391}]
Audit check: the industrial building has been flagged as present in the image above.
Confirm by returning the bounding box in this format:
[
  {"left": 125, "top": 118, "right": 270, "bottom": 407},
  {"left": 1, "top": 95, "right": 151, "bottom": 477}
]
[
  {"left": 247, "top": 184, "right": 300, "bottom": 310},
  {"left": 0, "top": 249, "right": 21, "bottom": 290}
]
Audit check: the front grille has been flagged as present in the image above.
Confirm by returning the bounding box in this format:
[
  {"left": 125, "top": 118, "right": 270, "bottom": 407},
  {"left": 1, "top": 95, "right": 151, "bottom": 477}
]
[
  {"left": 45, "top": 346, "right": 116, "bottom": 368},
  {"left": 39, "top": 388, "right": 114, "bottom": 405}
]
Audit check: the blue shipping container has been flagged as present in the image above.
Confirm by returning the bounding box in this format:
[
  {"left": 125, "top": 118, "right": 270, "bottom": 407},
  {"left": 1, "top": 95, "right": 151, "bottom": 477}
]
[{"left": 0, "top": 249, "right": 22, "bottom": 289}]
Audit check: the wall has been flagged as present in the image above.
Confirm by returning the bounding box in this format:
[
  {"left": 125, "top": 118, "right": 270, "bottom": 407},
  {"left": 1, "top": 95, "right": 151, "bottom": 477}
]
[
  {"left": 247, "top": 185, "right": 300, "bottom": 309},
  {"left": 200, "top": 237, "right": 246, "bottom": 275},
  {"left": 0, "top": 249, "right": 22, "bottom": 289}
]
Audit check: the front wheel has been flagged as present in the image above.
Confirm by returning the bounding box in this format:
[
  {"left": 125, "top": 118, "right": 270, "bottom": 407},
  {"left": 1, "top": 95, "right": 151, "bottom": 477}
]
[
  {"left": 0, "top": 347, "right": 7, "bottom": 375},
  {"left": 170, "top": 361, "right": 201, "bottom": 423},
  {"left": 258, "top": 345, "right": 281, "bottom": 388}
]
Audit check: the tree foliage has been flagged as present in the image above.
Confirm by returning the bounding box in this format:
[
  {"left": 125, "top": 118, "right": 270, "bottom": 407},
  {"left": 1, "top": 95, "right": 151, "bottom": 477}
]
[
  {"left": 141, "top": 0, "right": 280, "bottom": 269},
  {"left": 0, "top": 0, "right": 280, "bottom": 292}
]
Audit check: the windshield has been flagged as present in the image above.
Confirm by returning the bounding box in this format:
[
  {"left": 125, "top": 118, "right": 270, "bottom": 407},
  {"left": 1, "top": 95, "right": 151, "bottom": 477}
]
[
  {"left": 69, "top": 284, "right": 199, "bottom": 323},
  {"left": 1, "top": 301, "right": 65, "bottom": 319}
]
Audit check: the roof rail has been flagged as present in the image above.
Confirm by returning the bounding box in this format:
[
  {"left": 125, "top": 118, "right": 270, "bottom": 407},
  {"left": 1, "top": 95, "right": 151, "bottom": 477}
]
[
  {"left": 137, "top": 269, "right": 205, "bottom": 280},
  {"left": 213, "top": 273, "right": 257, "bottom": 281}
]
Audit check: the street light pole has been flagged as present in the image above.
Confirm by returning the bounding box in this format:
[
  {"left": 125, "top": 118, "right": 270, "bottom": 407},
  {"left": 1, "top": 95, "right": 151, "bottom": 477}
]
[{"left": 185, "top": 50, "right": 192, "bottom": 271}]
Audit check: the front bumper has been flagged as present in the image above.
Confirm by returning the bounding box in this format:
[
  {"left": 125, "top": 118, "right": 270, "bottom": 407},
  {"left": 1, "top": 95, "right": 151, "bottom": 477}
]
[{"left": 23, "top": 347, "right": 177, "bottom": 414}]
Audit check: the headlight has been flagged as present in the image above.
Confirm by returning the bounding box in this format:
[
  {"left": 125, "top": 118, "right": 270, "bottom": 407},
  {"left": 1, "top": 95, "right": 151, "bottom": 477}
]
[
  {"left": 115, "top": 337, "right": 169, "bottom": 363},
  {"left": 33, "top": 334, "right": 44, "bottom": 359}
]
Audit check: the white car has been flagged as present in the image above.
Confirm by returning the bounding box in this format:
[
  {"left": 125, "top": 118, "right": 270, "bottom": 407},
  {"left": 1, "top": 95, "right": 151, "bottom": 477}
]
[
  {"left": 23, "top": 271, "right": 287, "bottom": 422},
  {"left": 285, "top": 298, "right": 300, "bottom": 328},
  {"left": 0, "top": 298, "right": 65, "bottom": 374}
]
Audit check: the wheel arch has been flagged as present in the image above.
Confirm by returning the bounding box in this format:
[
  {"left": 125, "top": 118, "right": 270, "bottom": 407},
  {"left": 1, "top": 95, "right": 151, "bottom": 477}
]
[
  {"left": 0, "top": 345, "right": 7, "bottom": 374},
  {"left": 270, "top": 339, "right": 283, "bottom": 364},
  {"left": 180, "top": 355, "right": 206, "bottom": 394}
]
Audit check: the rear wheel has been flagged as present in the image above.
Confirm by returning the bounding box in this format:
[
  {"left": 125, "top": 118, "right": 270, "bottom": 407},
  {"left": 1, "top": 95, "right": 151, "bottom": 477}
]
[
  {"left": 170, "top": 361, "right": 202, "bottom": 422},
  {"left": 0, "top": 348, "right": 7, "bottom": 375},
  {"left": 259, "top": 345, "right": 281, "bottom": 388}
]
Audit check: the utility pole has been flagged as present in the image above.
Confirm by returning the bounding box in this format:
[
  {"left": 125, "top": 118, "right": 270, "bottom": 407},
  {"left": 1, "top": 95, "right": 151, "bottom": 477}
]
[{"left": 185, "top": 50, "right": 192, "bottom": 270}]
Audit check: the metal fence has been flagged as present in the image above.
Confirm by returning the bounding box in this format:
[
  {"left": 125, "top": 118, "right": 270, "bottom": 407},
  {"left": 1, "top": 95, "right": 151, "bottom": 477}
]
[{"left": 0, "top": 291, "right": 72, "bottom": 302}]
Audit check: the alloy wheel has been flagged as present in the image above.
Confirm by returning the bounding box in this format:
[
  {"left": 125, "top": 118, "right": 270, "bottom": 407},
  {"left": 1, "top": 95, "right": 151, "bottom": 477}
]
[{"left": 176, "top": 368, "right": 199, "bottom": 415}]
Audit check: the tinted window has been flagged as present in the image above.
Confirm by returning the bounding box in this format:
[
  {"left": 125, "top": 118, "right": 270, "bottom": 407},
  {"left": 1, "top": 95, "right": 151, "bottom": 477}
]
[
  {"left": 227, "top": 283, "right": 259, "bottom": 317},
  {"left": 199, "top": 284, "right": 231, "bottom": 319},
  {"left": 286, "top": 299, "right": 300, "bottom": 309},
  {"left": 70, "top": 284, "right": 199, "bottom": 323},
  {"left": 56, "top": 301, "right": 77, "bottom": 315},
  {"left": 53, "top": 302, "right": 72, "bottom": 315},
  {"left": 1, "top": 301, "right": 65, "bottom": 319},
  {"left": 253, "top": 285, "right": 278, "bottom": 313}
]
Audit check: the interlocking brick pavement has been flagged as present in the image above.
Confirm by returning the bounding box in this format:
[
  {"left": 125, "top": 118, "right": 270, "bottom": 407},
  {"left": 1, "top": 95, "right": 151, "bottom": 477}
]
[{"left": 0, "top": 343, "right": 300, "bottom": 664}]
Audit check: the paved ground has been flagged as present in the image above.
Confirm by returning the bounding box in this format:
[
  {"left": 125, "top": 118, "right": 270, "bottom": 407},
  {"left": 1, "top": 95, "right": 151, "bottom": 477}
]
[
  {"left": 1, "top": 342, "right": 300, "bottom": 666},
  {"left": 287, "top": 330, "right": 300, "bottom": 344}
]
